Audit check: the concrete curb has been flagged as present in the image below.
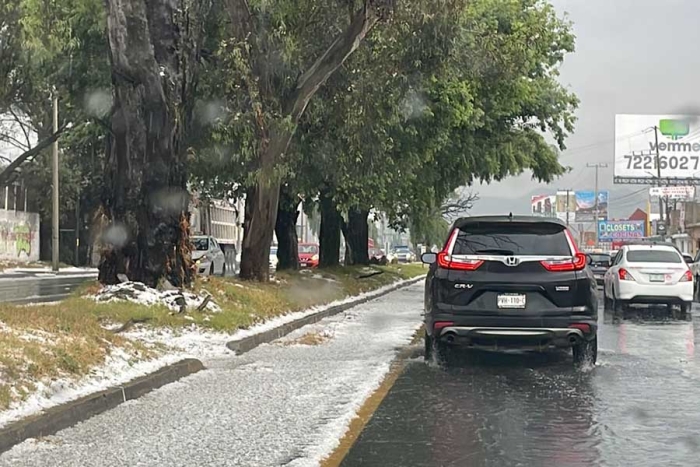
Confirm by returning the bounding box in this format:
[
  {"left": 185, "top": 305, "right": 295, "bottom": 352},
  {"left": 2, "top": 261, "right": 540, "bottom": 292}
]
[
  {"left": 0, "top": 358, "right": 204, "bottom": 454},
  {"left": 227, "top": 276, "right": 426, "bottom": 355}
]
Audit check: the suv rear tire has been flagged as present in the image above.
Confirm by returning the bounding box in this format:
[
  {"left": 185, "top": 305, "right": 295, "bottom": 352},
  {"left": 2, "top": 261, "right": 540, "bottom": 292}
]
[
  {"left": 681, "top": 301, "right": 692, "bottom": 315},
  {"left": 573, "top": 336, "right": 597, "bottom": 366},
  {"left": 424, "top": 333, "right": 448, "bottom": 363}
]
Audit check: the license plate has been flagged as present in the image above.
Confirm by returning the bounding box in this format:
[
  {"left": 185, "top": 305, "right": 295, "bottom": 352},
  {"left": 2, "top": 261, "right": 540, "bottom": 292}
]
[
  {"left": 300, "top": 263, "right": 308, "bottom": 268},
  {"left": 595, "top": 274, "right": 603, "bottom": 280},
  {"left": 649, "top": 274, "right": 664, "bottom": 282},
  {"left": 497, "top": 294, "right": 526, "bottom": 309}
]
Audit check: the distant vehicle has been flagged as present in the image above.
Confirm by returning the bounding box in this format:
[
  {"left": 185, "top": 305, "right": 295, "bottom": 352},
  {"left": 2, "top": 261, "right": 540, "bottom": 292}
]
[
  {"left": 192, "top": 235, "right": 227, "bottom": 276},
  {"left": 270, "top": 245, "right": 278, "bottom": 271},
  {"left": 390, "top": 245, "right": 416, "bottom": 263},
  {"left": 190, "top": 197, "right": 239, "bottom": 274},
  {"left": 603, "top": 243, "right": 693, "bottom": 315},
  {"left": 587, "top": 253, "right": 612, "bottom": 286},
  {"left": 298, "top": 243, "right": 320, "bottom": 268},
  {"left": 422, "top": 215, "right": 598, "bottom": 366}
]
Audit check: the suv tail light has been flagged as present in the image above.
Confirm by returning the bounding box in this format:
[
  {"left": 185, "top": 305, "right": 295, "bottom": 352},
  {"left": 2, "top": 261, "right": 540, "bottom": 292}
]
[
  {"left": 540, "top": 253, "right": 587, "bottom": 272},
  {"left": 680, "top": 270, "right": 693, "bottom": 282},
  {"left": 619, "top": 268, "right": 635, "bottom": 281},
  {"left": 437, "top": 252, "right": 484, "bottom": 271}
]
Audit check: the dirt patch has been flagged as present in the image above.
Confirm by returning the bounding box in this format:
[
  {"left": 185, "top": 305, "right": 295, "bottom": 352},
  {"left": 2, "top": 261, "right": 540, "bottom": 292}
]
[{"left": 281, "top": 330, "right": 333, "bottom": 346}]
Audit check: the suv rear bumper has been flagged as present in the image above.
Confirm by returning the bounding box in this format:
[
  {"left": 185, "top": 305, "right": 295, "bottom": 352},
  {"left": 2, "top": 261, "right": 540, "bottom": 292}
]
[{"left": 428, "top": 314, "right": 597, "bottom": 350}]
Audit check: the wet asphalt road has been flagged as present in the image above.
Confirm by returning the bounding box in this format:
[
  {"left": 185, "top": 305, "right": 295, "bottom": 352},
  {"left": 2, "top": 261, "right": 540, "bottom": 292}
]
[
  {"left": 0, "top": 274, "right": 96, "bottom": 304},
  {"left": 342, "top": 296, "right": 700, "bottom": 467}
]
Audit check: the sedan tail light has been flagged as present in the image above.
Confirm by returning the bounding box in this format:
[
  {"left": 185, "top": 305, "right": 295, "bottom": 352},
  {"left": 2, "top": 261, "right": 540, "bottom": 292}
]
[
  {"left": 540, "top": 253, "right": 587, "bottom": 272},
  {"left": 619, "top": 268, "right": 635, "bottom": 281},
  {"left": 680, "top": 270, "right": 693, "bottom": 282}
]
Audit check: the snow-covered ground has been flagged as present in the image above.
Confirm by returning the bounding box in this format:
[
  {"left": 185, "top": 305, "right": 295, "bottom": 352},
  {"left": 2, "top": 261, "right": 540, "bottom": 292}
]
[
  {"left": 0, "top": 277, "right": 421, "bottom": 432},
  {"left": 0, "top": 283, "right": 424, "bottom": 467}
]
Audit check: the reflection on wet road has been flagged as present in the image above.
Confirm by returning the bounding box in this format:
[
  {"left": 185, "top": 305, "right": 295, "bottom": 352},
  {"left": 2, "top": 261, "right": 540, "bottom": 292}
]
[
  {"left": 341, "top": 299, "right": 700, "bottom": 467},
  {"left": 0, "top": 275, "right": 95, "bottom": 304}
]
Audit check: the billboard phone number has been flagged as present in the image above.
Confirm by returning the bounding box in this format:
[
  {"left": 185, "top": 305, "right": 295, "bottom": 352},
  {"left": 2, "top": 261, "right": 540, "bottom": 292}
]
[{"left": 623, "top": 154, "right": 700, "bottom": 171}]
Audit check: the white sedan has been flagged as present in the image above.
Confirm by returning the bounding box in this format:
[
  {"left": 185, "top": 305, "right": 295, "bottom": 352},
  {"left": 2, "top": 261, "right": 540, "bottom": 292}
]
[
  {"left": 603, "top": 244, "right": 693, "bottom": 314},
  {"left": 192, "top": 235, "right": 227, "bottom": 276}
]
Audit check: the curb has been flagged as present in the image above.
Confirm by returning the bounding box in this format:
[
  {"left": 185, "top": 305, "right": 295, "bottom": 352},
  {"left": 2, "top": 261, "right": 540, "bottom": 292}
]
[
  {"left": 0, "top": 358, "right": 204, "bottom": 454},
  {"left": 227, "top": 276, "right": 425, "bottom": 355}
]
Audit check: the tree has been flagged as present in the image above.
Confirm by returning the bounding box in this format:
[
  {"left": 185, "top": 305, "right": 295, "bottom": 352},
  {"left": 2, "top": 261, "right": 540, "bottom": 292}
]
[
  {"left": 219, "top": 0, "right": 395, "bottom": 281},
  {"left": 274, "top": 183, "right": 300, "bottom": 271},
  {"left": 1, "top": 0, "right": 111, "bottom": 264},
  {"left": 98, "top": 0, "right": 213, "bottom": 286}
]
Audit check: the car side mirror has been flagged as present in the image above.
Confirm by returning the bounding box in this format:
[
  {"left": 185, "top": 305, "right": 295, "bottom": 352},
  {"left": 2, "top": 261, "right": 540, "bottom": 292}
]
[
  {"left": 586, "top": 255, "right": 593, "bottom": 265},
  {"left": 421, "top": 253, "right": 437, "bottom": 265},
  {"left": 684, "top": 255, "right": 694, "bottom": 264}
]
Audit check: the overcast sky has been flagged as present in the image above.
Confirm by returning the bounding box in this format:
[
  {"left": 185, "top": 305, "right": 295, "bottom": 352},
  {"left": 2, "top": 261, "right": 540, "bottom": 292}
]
[{"left": 471, "top": 0, "right": 700, "bottom": 216}]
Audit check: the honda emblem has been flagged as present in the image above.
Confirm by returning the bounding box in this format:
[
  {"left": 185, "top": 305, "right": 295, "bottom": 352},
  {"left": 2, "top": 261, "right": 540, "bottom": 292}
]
[{"left": 505, "top": 257, "right": 519, "bottom": 267}]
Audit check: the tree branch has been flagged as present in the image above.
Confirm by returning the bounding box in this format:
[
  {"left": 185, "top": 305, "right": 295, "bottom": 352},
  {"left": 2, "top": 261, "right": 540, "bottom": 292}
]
[
  {"left": 224, "top": 0, "right": 255, "bottom": 42},
  {"left": 0, "top": 125, "right": 68, "bottom": 187},
  {"left": 441, "top": 192, "right": 479, "bottom": 218},
  {"left": 284, "top": 2, "right": 384, "bottom": 121},
  {"left": 7, "top": 107, "right": 31, "bottom": 148}
]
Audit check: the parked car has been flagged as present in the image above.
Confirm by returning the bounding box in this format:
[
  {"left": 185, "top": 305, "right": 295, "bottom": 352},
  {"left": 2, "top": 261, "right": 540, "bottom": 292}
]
[
  {"left": 270, "top": 245, "right": 279, "bottom": 271},
  {"left": 298, "top": 243, "right": 320, "bottom": 268},
  {"left": 422, "top": 215, "right": 598, "bottom": 366},
  {"left": 587, "top": 253, "right": 612, "bottom": 286},
  {"left": 390, "top": 245, "right": 416, "bottom": 263},
  {"left": 192, "top": 235, "right": 227, "bottom": 276},
  {"left": 603, "top": 243, "right": 693, "bottom": 315}
]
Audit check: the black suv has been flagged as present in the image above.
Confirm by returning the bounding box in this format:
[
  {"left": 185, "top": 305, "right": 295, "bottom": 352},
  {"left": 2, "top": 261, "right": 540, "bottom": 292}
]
[{"left": 422, "top": 215, "right": 598, "bottom": 365}]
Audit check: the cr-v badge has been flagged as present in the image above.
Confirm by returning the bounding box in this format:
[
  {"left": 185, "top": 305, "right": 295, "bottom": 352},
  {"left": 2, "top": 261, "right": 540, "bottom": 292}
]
[{"left": 455, "top": 283, "right": 474, "bottom": 289}]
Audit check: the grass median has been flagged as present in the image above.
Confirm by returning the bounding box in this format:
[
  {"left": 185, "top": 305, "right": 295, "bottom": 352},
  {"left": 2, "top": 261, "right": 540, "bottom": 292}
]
[{"left": 0, "top": 263, "right": 425, "bottom": 411}]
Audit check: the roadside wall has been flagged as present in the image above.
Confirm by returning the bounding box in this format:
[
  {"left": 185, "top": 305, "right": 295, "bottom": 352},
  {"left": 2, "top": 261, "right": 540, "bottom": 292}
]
[{"left": 0, "top": 209, "right": 40, "bottom": 262}]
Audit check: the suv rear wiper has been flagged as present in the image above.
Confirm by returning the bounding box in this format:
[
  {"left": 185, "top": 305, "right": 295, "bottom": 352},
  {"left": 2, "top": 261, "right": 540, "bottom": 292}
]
[{"left": 473, "top": 248, "right": 515, "bottom": 255}]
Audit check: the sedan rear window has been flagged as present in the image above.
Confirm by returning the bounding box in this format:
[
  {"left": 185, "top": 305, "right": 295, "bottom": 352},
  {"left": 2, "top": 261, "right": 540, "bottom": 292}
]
[
  {"left": 626, "top": 249, "right": 682, "bottom": 263},
  {"left": 452, "top": 222, "right": 571, "bottom": 256}
]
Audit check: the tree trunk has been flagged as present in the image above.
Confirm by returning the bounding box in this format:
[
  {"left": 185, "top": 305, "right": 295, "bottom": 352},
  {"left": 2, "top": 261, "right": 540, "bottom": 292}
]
[
  {"left": 239, "top": 182, "right": 278, "bottom": 281},
  {"left": 99, "top": 0, "right": 207, "bottom": 287},
  {"left": 319, "top": 190, "right": 341, "bottom": 268},
  {"left": 275, "top": 184, "right": 300, "bottom": 271},
  {"left": 347, "top": 207, "right": 370, "bottom": 265},
  {"left": 340, "top": 220, "right": 352, "bottom": 265}
]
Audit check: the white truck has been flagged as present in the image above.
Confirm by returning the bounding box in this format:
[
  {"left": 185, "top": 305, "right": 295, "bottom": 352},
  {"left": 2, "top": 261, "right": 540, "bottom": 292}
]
[{"left": 190, "top": 197, "right": 243, "bottom": 274}]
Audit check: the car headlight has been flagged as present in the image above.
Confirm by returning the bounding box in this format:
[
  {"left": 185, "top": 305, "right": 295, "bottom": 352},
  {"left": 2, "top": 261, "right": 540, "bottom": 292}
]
[{"left": 311, "top": 254, "right": 319, "bottom": 261}]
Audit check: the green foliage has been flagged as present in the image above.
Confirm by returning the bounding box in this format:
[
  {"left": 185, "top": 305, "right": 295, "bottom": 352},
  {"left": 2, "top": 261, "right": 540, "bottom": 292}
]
[
  {"left": 4, "top": 0, "right": 580, "bottom": 269},
  {"left": 288, "top": 0, "right": 577, "bottom": 236}
]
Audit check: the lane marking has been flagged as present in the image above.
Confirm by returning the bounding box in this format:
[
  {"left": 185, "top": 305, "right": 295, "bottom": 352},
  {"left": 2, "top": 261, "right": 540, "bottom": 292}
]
[{"left": 320, "top": 326, "right": 424, "bottom": 467}]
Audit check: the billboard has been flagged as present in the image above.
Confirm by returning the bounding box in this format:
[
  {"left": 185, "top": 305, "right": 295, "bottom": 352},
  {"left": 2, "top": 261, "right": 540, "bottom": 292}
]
[
  {"left": 531, "top": 195, "right": 556, "bottom": 217},
  {"left": 575, "top": 191, "right": 609, "bottom": 222},
  {"left": 615, "top": 114, "right": 700, "bottom": 184},
  {"left": 598, "top": 220, "right": 646, "bottom": 242},
  {"left": 649, "top": 186, "right": 696, "bottom": 200}
]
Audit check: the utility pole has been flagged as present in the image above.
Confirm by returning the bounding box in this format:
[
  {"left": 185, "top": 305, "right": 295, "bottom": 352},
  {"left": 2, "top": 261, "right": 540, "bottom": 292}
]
[
  {"left": 653, "top": 126, "right": 665, "bottom": 237},
  {"left": 52, "top": 92, "right": 60, "bottom": 272},
  {"left": 560, "top": 189, "right": 571, "bottom": 226},
  {"left": 587, "top": 163, "right": 608, "bottom": 247}
]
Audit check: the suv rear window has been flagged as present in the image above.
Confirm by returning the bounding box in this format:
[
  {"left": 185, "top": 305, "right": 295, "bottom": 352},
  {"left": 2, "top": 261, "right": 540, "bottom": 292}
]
[
  {"left": 626, "top": 249, "right": 682, "bottom": 263},
  {"left": 452, "top": 222, "right": 571, "bottom": 256}
]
